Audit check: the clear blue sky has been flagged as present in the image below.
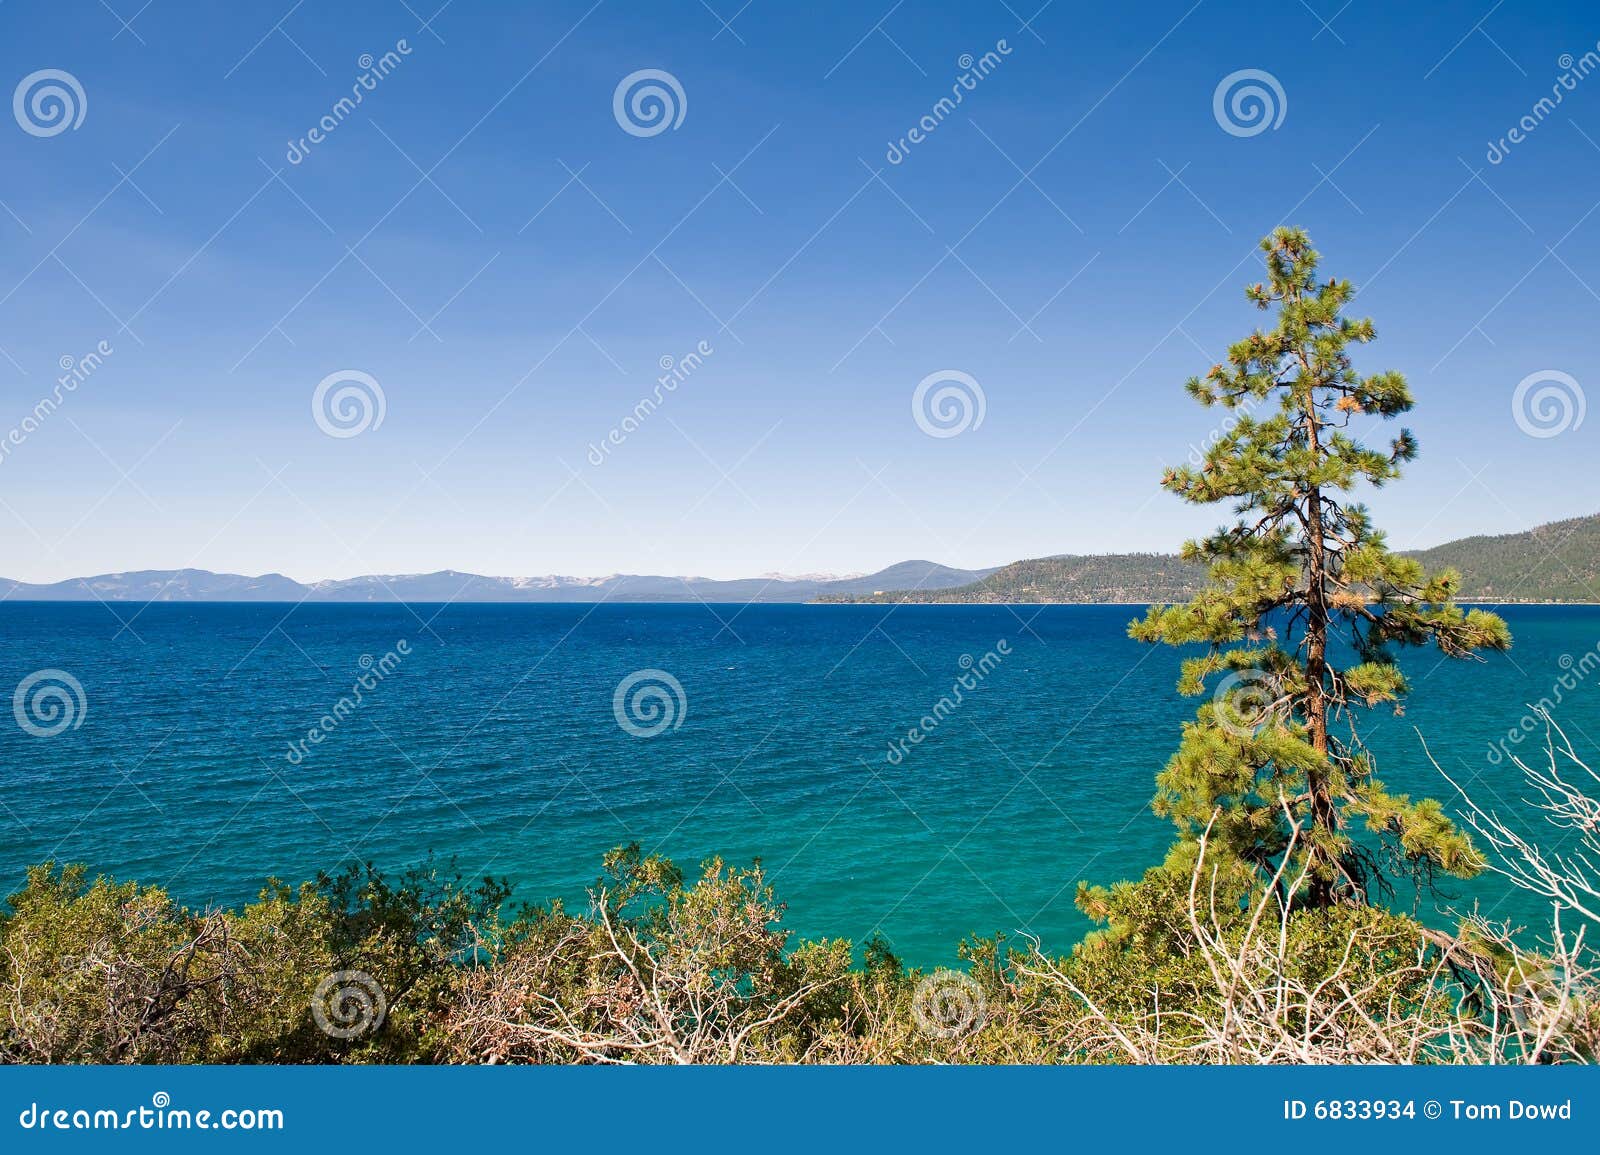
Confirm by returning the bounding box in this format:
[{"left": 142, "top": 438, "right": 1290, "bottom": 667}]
[{"left": 1, "top": 0, "right": 1596, "bottom": 582}]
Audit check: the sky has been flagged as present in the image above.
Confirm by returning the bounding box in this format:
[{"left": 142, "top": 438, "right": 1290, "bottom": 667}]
[{"left": 0, "top": 0, "right": 1597, "bottom": 582}]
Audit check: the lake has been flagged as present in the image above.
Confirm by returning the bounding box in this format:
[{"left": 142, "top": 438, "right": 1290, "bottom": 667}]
[{"left": 1, "top": 602, "right": 1594, "bottom": 964}]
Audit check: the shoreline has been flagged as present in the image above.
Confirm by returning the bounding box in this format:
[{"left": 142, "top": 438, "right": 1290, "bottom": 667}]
[
  {"left": 811, "top": 599, "right": 1600, "bottom": 607},
  {"left": 0, "top": 598, "right": 1595, "bottom": 607}
]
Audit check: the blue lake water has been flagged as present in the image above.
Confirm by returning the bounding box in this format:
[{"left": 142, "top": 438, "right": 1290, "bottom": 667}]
[{"left": 1, "top": 602, "right": 1595, "bottom": 965}]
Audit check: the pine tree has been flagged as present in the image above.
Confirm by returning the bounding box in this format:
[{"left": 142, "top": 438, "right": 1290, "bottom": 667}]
[{"left": 1131, "top": 227, "right": 1511, "bottom": 906}]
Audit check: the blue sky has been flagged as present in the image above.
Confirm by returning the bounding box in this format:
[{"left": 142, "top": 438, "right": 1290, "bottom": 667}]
[{"left": 1, "top": 0, "right": 1596, "bottom": 582}]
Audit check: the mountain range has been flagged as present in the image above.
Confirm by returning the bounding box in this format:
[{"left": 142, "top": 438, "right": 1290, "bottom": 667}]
[
  {"left": 0, "top": 560, "right": 993, "bottom": 604},
  {"left": 824, "top": 513, "right": 1600, "bottom": 605},
  {"left": 4, "top": 514, "right": 1596, "bottom": 605}
]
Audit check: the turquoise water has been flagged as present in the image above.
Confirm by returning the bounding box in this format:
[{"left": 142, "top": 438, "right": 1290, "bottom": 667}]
[{"left": 1, "top": 603, "right": 1595, "bottom": 964}]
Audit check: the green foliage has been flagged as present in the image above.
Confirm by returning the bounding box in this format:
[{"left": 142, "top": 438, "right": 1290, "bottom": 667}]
[
  {"left": 2, "top": 844, "right": 1592, "bottom": 1064},
  {"left": 0, "top": 859, "right": 506, "bottom": 1063},
  {"left": 1406, "top": 513, "right": 1600, "bottom": 601},
  {"left": 821, "top": 515, "right": 1600, "bottom": 605},
  {"left": 1121, "top": 227, "right": 1510, "bottom": 906},
  {"left": 1067, "top": 859, "right": 1463, "bottom": 1060}
]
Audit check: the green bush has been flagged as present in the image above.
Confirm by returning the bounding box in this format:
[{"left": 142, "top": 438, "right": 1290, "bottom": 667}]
[{"left": 1, "top": 845, "right": 1591, "bottom": 1065}]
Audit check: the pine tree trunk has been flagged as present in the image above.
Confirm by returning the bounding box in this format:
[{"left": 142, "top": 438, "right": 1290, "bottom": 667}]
[{"left": 1301, "top": 379, "right": 1340, "bottom": 905}]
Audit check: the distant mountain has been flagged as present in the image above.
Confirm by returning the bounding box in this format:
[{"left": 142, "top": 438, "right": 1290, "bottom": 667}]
[
  {"left": 0, "top": 569, "right": 310, "bottom": 602},
  {"left": 1408, "top": 513, "right": 1600, "bottom": 602},
  {"left": 825, "top": 514, "right": 1600, "bottom": 605},
  {"left": 819, "top": 553, "right": 1205, "bottom": 604},
  {"left": 0, "top": 561, "right": 995, "bottom": 604},
  {"left": 8, "top": 516, "right": 1595, "bottom": 606},
  {"left": 757, "top": 571, "right": 866, "bottom": 583}
]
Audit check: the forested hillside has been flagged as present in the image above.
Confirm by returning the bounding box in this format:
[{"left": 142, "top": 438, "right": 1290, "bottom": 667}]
[
  {"left": 819, "top": 553, "right": 1204, "bottom": 603},
  {"left": 1407, "top": 514, "right": 1600, "bottom": 602},
  {"left": 826, "top": 515, "right": 1600, "bottom": 604}
]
